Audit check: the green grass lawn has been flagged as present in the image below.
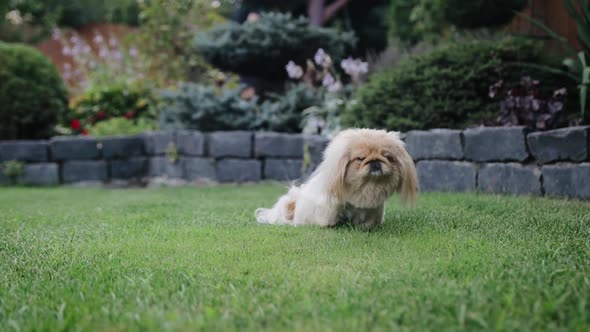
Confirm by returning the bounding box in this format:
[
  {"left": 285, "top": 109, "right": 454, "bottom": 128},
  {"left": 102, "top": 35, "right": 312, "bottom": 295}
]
[{"left": 0, "top": 185, "right": 589, "bottom": 331}]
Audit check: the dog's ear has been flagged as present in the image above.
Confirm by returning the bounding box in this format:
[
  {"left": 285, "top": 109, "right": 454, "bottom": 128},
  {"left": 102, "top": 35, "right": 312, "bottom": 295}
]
[
  {"left": 327, "top": 153, "right": 349, "bottom": 200},
  {"left": 398, "top": 148, "right": 418, "bottom": 205},
  {"left": 388, "top": 131, "right": 418, "bottom": 205},
  {"left": 320, "top": 130, "right": 352, "bottom": 200}
]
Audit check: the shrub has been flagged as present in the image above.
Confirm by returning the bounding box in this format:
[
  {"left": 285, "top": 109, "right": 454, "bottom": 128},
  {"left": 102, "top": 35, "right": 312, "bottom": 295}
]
[
  {"left": 158, "top": 83, "right": 324, "bottom": 133},
  {"left": 13, "top": 0, "right": 139, "bottom": 28},
  {"left": 158, "top": 84, "right": 260, "bottom": 132},
  {"left": 133, "top": 0, "right": 226, "bottom": 86},
  {"left": 389, "top": 0, "right": 447, "bottom": 45},
  {"left": 0, "top": 42, "right": 68, "bottom": 139},
  {"left": 66, "top": 84, "right": 154, "bottom": 135},
  {"left": 1, "top": 0, "right": 139, "bottom": 43},
  {"left": 388, "top": 0, "right": 527, "bottom": 45},
  {"left": 259, "top": 84, "right": 324, "bottom": 132},
  {"left": 1, "top": 160, "right": 24, "bottom": 184},
  {"left": 342, "top": 38, "right": 547, "bottom": 131},
  {"left": 88, "top": 117, "right": 155, "bottom": 137},
  {"left": 195, "top": 12, "right": 356, "bottom": 80}
]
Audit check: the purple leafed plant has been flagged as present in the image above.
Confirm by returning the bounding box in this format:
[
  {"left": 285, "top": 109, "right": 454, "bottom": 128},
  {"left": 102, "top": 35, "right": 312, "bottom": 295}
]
[{"left": 488, "top": 76, "right": 567, "bottom": 130}]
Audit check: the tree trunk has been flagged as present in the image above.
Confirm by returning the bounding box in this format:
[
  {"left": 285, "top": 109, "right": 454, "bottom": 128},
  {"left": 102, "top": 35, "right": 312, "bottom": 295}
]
[
  {"left": 307, "top": 0, "right": 325, "bottom": 26},
  {"left": 307, "top": 0, "right": 350, "bottom": 26}
]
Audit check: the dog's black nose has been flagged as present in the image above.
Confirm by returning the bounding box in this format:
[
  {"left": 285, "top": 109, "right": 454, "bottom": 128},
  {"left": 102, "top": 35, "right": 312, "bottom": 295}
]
[{"left": 369, "top": 160, "right": 381, "bottom": 172}]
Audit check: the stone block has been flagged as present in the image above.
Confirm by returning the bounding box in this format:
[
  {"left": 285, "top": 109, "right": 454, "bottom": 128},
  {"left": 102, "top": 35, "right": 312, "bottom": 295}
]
[
  {"left": 0, "top": 141, "right": 48, "bottom": 162},
  {"left": 304, "top": 135, "right": 329, "bottom": 165},
  {"left": 208, "top": 131, "right": 252, "bottom": 158},
  {"left": 19, "top": 163, "right": 59, "bottom": 186},
  {"left": 101, "top": 136, "right": 144, "bottom": 159},
  {"left": 181, "top": 157, "right": 216, "bottom": 181},
  {"left": 416, "top": 160, "right": 476, "bottom": 192},
  {"left": 50, "top": 137, "right": 101, "bottom": 161},
  {"left": 542, "top": 163, "right": 590, "bottom": 199},
  {"left": 143, "top": 132, "right": 175, "bottom": 155},
  {"left": 148, "top": 157, "right": 183, "bottom": 178},
  {"left": 405, "top": 129, "right": 463, "bottom": 160},
  {"left": 255, "top": 132, "right": 303, "bottom": 158},
  {"left": 264, "top": 159, "right": 303, "bottom": 181},
  {"left": 176, "top": 131, "right": 205, "bottom": 156},
  {"left": 527, "top": 126, "right": 589, "bottom": 164},
  {"left": 463, "top": 127, "right": 528, "bottom": 162},
  {"left": 216, "top": 159, "right": 261, "bottom": 182},
  {"left": 62, "top": 160, "right": 107, "bottom": 183},
  {"left": 478, "top": 163, "right": 541, "bottom": 195},
  {"left": 110, "top": 158, "right": 148, "bottom": 179}
]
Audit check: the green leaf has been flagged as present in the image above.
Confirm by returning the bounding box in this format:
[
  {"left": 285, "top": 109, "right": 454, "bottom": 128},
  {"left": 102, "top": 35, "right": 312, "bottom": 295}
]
[
  {"left": 578, "top": 51, "right": 587, "bottom": 68},
  {"left": 579, "top": 0, "right": 590, "bottom": 25},
  {"left": 505, "top": 62, "right": 579, "bottom": 82}
]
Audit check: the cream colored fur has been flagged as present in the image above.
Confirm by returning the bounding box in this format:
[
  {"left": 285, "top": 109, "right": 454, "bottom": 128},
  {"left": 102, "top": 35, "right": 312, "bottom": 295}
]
[{"left": 255, "top": 128, "right": 418, "bottom": 229}]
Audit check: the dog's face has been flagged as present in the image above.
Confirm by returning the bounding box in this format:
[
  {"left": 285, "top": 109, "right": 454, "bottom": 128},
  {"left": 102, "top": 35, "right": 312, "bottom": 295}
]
[{"left": 322, "top": 129, "right": 418, "bottom": 208}]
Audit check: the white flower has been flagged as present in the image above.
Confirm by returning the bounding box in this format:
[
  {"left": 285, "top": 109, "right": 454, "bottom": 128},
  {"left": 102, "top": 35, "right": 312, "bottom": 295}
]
[
  {"left": 553, "top": 88, "right": 567, "bottom": 98},
  {"left": 314, "top": 48, "right": 332, "bottom": 68},
  {"left": 51, "top": 28, "right": 62, "bottom": 40},
  {"left": 340, "top": 57, "right": 369, "bottom": 78},
  {"left": 113, "top": 51, "right": 123, "bottom": 61},
  {"left": 314, "top": 49, "right": 326, "bottom": 66},
  {"left": 62, "top": 47, "right": 73, "bottom": 56},
  {"left": 99, "top": 47, "right": 109, "bottom": 58},
  {"left": 322, "top": 72, "right": 335, "bottom": 87},
  {"left": 247, "top": 12, "right": 260, "bottom": 23},
  {"left": 285, "top": 61, "right": 303, "bottom": 79},
  {"left": 93, "top": 33, "right": 104, "bottom": 44},
  {"left": 211, "top": 1, "right": 221, "bottom": 8},
  {"left": 5, "top": 10, "right": 23, "bottom": 25},
  {"left": 129, "top": 48, "right": 139, "bottom": 58},
  {"left": 327, "top": 80, "right": 342, "bottom": 93},
  {"left": 322, "top": 73, "right": 342, "bottom": 92}
]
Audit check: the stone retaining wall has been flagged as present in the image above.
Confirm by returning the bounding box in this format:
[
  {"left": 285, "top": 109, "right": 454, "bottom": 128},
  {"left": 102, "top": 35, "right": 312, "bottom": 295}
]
[
  {"left": 405, "top": 126, "right": 590, "bottom": 199},
  {"left": 1, "top": 126, "right": 589, "bottom": 199}
]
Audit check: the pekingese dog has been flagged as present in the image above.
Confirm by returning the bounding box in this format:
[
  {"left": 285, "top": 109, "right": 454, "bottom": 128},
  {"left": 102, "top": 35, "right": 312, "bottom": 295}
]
[{"left": 255, "top": 128, "right": 418, "bottom": 229}]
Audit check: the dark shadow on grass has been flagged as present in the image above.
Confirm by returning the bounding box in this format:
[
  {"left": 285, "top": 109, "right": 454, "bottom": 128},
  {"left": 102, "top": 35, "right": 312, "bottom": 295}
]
[{"left": 328, "top": 211, "right": 427, "bottom": 236}]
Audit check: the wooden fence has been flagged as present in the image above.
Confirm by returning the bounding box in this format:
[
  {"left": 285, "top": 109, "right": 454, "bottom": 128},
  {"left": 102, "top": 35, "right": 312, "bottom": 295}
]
[{"left": 507, "top": 0, "right": 581, "bottom": 51}]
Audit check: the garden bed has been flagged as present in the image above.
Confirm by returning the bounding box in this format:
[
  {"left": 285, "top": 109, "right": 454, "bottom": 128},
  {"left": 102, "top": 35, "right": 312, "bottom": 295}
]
[{"left": 0, "top": 185, "right": 588, "bottom": 330}]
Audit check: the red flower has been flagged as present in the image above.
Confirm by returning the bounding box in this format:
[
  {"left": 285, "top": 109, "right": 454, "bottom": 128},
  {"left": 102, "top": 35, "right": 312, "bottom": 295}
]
[
  {"left": 82, "top": 129, "right": 89, "bottom": 136},
  {"left": 124, "top": 111, "right": 135, "bottom": 119},
  {"left": 71, "top": 119, "right": 81, "bottom": 130}
]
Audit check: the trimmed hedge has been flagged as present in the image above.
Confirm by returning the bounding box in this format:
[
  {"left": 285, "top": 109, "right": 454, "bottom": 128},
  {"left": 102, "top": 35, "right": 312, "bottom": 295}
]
[
  {"left": 342, "top": 38, "right": 545, "bottom": 131},
  {"left": 158, "top": 83, "right": 322, "bottom": 133},
  {"left": 0, "top": 42, "right": 68, "bottom": 139},
  {"left": 195, "top": 12, "right": 356, "bottom": 80}
]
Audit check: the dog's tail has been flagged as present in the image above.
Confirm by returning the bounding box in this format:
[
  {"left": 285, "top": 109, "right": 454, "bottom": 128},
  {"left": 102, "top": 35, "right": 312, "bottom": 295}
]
[{"left": 255, "top": 186, "right": 301, "bottom": 224}]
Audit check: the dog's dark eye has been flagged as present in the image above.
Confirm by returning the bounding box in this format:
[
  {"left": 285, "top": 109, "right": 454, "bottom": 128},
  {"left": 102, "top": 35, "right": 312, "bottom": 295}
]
[{"left": 385, "top": 155, "right": 396, "bottom": 162}]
